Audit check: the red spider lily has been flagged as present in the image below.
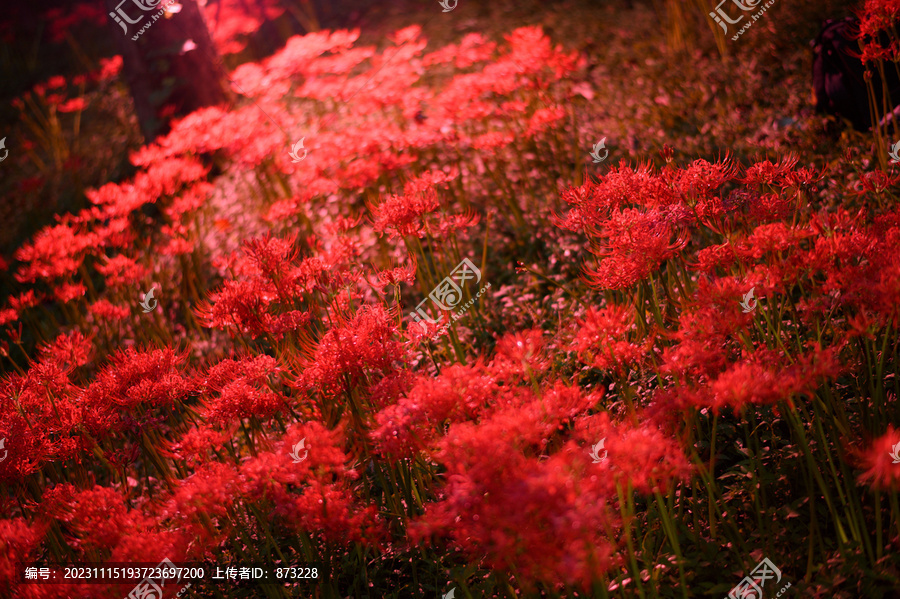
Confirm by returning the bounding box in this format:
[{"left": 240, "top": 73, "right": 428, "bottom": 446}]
[
  {"left": 291, "top": 254, "right": 354, "bottom": 294},
  {"left": 428, "top": 26, "right": 577, "bottom": 125},
  {"left": 371, "top": 363, "right": 497, "bottom": 457},
  {"left": 0, "top": 309, "right": 17, "bottom": 327},
  {"left": 40, "top": 485, "right": 145, "bottom": 554},
  {"left": 319, "top": 215, "right": 363, "bottom": 238},
  {"left": 159, "top": 225, "right": 195, "bottom": 257},
  {"left": 490, "top": 329, "right": 551, "bottom": 380},
  {"left": 695, "top": 242, "right": 737, "bottom": 274},
  {"left": 423, "top": 32, "right": 497, "bottom": 68},
  {"left": 434, "top": 384, "right": 600, "bottom": 469},
  {"left": 8, "top": 290, "right": 40, "bottom": 313},
  {"left": 858, "top": 425, "right": 900, "bottom": 490},
  {"left": 173, "top": 423, "right": 237, "bottom": 466},
  {"left": 370, "top": 188, "right": 440, "bottom": 240},
  {"left": 237, "top": 448, "right": 308, "bottom": 513},
  {"left": 432, "top": 210, "right": 481, "bottom": 239},
  {"left": 201, "top": 379, "right": 287, "bottom": 427},
  {"left": 196, "top": 278, "right": 276, "bottom": 339},
  {"left": 277, "top": 422, "right": 356, "bottom": 477},
  {"left": 472, "top": 131, "right": 516, "bottom": 153},
  {"left": 859, "top": 42, "right": 895, "bottom": 64},
  {"left": 84, "top": 181, "right": 132, "bottom": 211},
  {"left": 404, "top": 314, "right": 449, "bottom": 345},
  {"left": 414, "top": 389, "right": 616, "bottom": 588},
  {"left": 740, "top": 190, "right": 796, "bottom": 224},
  {"left": 290, "top": 479, "right": 386, "bottom": 547},
  {"left": 368, "top": 254, "right": 417, "bottom": 294},
  {"left": 239, "top": 234, "right": 301, "bottom": 287},
  {"left": 52, "top": 282, "right": 86, "bottom": 304},
  {"left": 665, "top": 340, "right": 842, "bottom": 413},
  {"left": 92, "top": 216, "right": 136, "bottom": 251},
  {"left": 264, "top": 198, "right": 307, "bottom": 224},
  {"left": 37, "top": 331, "right": 93, "bottom": 370},
  {"left": 706, "top": 347, "right": 832, "bottom": 411},
  {"left": 57, "top": 98, "right": 86, "bottom": 113},
  {"left": 237, "top": 422, "right": 384, "bottom": 546},
  {"left": 130, "top": 106, "right": 229, "bottom": 164},
  {"left": 5, "top": 12, "right": 900, "bottom": 597},
  {"left": 298, "top": 304, "right": 402, "bottom": 399},
  {"left": 202, "top": 235, "right": 332, "bottom": 337},
  {"left": 317, "top": 33, "right": 425, "bottom": 113},
  {"left": 858, "top": 0, "right": 900, "bottom": 34},
  {"left": 553, "top": 176, "right": 607, "bottom": 233},
  {"left": 732, "top": 222, "right": 813, "bottom": 263},
  {"left": 575, "top": 416, "right": 693, "bottom": 495},
  {"left": 671, "top": 157, "right": 736, "bottom": 195},
  {"left": 575, "top": 304, "right": 653, "bottom": 376},
  {"left": 268, "top": 310, "right": 314, "bottom": 338},
  {"left": 0, "top": 518, "right": 45, "bottom": 595},
  {"left": 660, "top": 302, "right": 737, "bottom": 382},
  {"left": 88, "top": 299, "right": 130, "bottom": 322},
  {"left": 14, "top": 223, "right": 98, "bottom": 284},
  {"left": 265, "top": 29, "right": 361, "bottom": 81},
  {"left": 141, "top": 157, "right": 211, "bottom": 200},
  {"left": 157, "top": 461, "right": 241, "bottom": 547},
  {"left": 164, "top": 182, "right": 214, "bottom": 221},
  {"left": 1, "top": 363, "right": 82, "bottom": 482},
  {"left": 200, "top": 0, "right": 285, "bottom": 56},
  {"left": 366, "top": 369, "right": 416, "bottom": 412},
  {"left": 90, "top": 56, "right": 123, "bottom": 83},
  {"left": 526, "top": 106, "right": 566, "bottom": 137},
  {"left": 107, "top": 527, "right": 192, "bottom": 571},
  {"left": 238, "top": 422, "right": 353, "bottom": 498},
  {"left": 204, "top": 354, "right": 281, "bottom": 391},
  {"left": 583, "top": 207, "right": 689, "bottom": 290},
  {"left": 855, "top": 170, "right": 898, "bottom": 195},
  {"left": 80, "top": 347, "right": 194, "bottom": 436},
  {"left": 799, "top": 209, "right": 900, "bottom": 318},
  {"left": 741, "top": 155, "right": 801, "bottom": 189},
  {"left": 556, "top": 164, "right": 688, "bottom": 234},
  {"left": 265, "top": 186, "right": 333, "bottom": 223},
  {"left": 402, "top": 169, "right": 460, "bottom": 196},
  {"left": 415, "top": 449, "right": 619, "bottom": 589},
  {"left": 95, "top": 255, "right": 149, "bottom": 288},
  {"left": 304, "top": 46, "right": 378, "bottom": 77},
  {"left": 497, "top": 26, "right": 580, "bottom": 90}
]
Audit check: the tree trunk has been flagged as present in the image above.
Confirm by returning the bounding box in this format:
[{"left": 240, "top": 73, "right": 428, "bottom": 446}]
[{"left": 104, "top": 0, "right": 234, "bottom": 142}]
